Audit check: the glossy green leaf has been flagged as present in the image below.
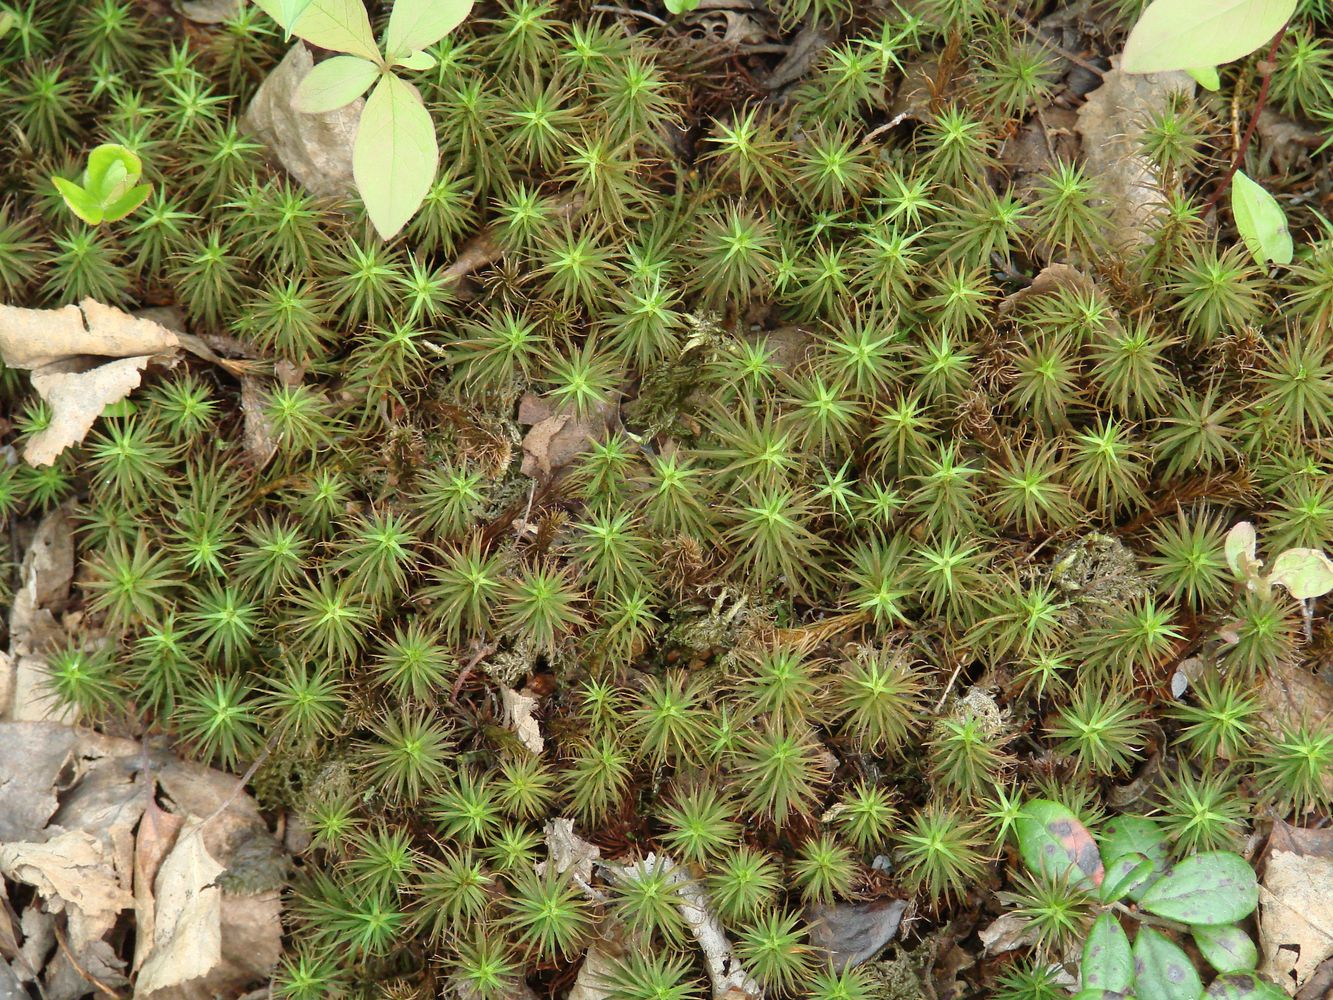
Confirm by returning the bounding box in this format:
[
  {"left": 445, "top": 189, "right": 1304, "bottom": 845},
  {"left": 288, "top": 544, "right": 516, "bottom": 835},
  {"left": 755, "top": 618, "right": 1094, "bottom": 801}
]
[
  {"left": 1204, "top": 973, "right": 1290, "bottom": 1000},
  {"left": 353, "top": 72, "right": 438, "bottom": 240},
  {"left": 1122, "top": 0, "right": 1299, "bottom": 74},
  {"left": 1192, "top": 923, "right": 1258, "bottom": 974},
  {"left": 1267, "top": 547, "right": 1333, "bottom": 600},
  {"left": 101, "top": 183, "right": 153, "bottom": 223},
  {"left": 1100, "top": 853, "right": 1156, "bottom": 904},
  {"left": 1140, "top": 852, "right": 1258, "bottom": 925},
  {"left": 665, "top": 0, "right": 701, "bottom": 11},
  {"left": 1082, "top": 913, "right": 1133, "bottom": 993},
  {"left": 85, "top": 143, "right": 140, "bottom": 198},
  {"left": 52, "top": 177, "right": 105, "bottom": 225},
  {"left": 1232, "top": 169, "right": 1293, "bottom": 266},
  {"left": 289, "top": 0, "right": 380, "bottom": 63},
  {"left": 1133, "top": 927, "right": 1203, "bottom": 1000},
  {"left": 293, "top": 54, "right": 378, "bottom": 113},
  {"left": 1186, "top": 66, "right": 1221, "bottom": 90},
  {"left": 384, "top": 0, "right": 471, "bottom": 60},
  {"left": 393, "top": 49, "right": 437, "bottom": 71},
  {"left": 1098, "top": 817, "right": 1169, "bottom": 901},
  {"left": 1017, "top": 800, "right": 1104, "bottom": 889}
]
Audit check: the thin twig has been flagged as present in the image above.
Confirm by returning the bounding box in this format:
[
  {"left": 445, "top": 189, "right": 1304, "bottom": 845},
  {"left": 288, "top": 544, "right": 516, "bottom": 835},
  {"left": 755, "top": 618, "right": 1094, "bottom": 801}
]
[
  {"left": 591, "top": 4, "right": 672, "bottom": 29},
  {"left": 1205, "top": 25, "right": 1289, "bottom": 212},
  {"left": 1017, "top": 17, "right": 1106, "bottom": 79},
  {"left": 194, "top": 732, "right": 281, "bottom": 833},
  {"left": 52, "top": 923, "right": 124, "bottom": 1000},
  {"left": 934, "top": 659, "right": 966, "bottom": 711}
]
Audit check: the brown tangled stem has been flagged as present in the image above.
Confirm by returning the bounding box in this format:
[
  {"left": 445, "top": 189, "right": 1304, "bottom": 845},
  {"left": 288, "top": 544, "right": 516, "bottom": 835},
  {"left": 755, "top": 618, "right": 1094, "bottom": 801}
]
[{"left": 1204, "top": 25, "right": 1289, "bottom": 213}]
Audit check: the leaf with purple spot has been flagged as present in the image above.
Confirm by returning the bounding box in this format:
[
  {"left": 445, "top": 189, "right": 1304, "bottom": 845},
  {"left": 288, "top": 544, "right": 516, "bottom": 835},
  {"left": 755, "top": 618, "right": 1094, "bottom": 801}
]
[
  {"left": 1016, "top": 799, "right": 1104, "bottom": 889},
  {"left": 1133, "top": 926, "right": 1203, "bottom": 1000},
  {"left": 1082, "top": 912, "right": 1133, "bottom": 993},
  {"left": 1203, "top": 972, "right": 1290, "bottom": 1000},
  {"left": 1140, "top": 851, "right": 1258, "bottom": 926}
]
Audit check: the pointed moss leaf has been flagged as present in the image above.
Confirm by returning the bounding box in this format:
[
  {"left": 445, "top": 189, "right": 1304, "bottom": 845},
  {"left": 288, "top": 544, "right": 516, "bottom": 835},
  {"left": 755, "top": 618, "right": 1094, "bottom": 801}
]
[
  {"left": 1121, "top": 0, "right": 1299, "bottom": 74},
  {"left": 289, "top": 0, "right": 380, "bottom": 63},
  {"left": 101, "top": 183, "right": 153, "bottom": 223},
  {"left": 1225, "top": 522, "right": 1260, "bottom": 579},
  {"left": 1100, "top": 853, "right": 1155, "bottom": 904},
  {"left": 1266, "top": 547, "right": 1333, "bottom": 600},
  {"left": 394, "top": 49, "right": 437, "bottom": 71},
  {"left": 1192, "top": 924, "right": 1258, "bottom": 974},
  {"left": 1140, "top": 852, "right": 1258, "bottom": 925},
  {"left": 1016, "top": 800, "right": 1104, "bottom": 889},
  {"left": 52, "top": 177, "right": 105, "bottom": 225},
  {"left": 1133, "top": 927, "right": 1203, "bottom": 1000},
  {"left": 293, "top": 55, "right": 378, "bottom": 113},
  {"left": 1082, "top": 913, "right": 1133, "bottom": 993},
  {"left": 1098, "top": 816, "right": 1168, "bottom": 901},
  {"left": 384, "top": 0, "right": 471, "bottom": 60},
  {"left": 1232, "top": 170, "right": 1293, "bottom": 266},
  {"left": 1186, "top": 65, "right": 1221, "bottom": 90},
  {"left": 353, "top": 72, "right": 438, "bottom": 240},
  {"left": 1204, "top": 973, "right": 1290, "bottom": 1000}
]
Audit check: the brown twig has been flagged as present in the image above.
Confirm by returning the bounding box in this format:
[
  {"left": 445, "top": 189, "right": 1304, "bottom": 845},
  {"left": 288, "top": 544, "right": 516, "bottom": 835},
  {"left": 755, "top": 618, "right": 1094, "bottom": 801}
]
[
  {"left": 1205, "top": 25, "right": 1289, "bottom": 212},
  {"left": 52, "top": 923, "right": 124, "bottom": 1000}
]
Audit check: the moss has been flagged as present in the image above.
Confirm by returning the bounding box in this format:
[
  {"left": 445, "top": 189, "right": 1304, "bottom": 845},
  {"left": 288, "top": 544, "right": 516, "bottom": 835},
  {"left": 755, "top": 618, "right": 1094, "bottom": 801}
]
[{"left": 1047, "top": 532, "right": 1150, "bottom": 629}]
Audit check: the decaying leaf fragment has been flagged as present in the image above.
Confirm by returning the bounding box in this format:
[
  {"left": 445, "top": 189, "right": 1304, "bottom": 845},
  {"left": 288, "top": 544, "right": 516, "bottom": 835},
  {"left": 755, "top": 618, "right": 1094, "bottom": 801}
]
[
  {"left": 0, "top": 299, "right": 180, "bottom": 466},
  {"left": 135, "top": 819, "right": 224, "bottom": 996}
]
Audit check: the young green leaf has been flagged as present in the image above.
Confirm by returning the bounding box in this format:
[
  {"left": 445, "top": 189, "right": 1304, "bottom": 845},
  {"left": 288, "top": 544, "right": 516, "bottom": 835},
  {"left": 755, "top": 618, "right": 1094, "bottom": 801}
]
[
  {"left": 1122, "top": 0, "right": 1299, "bottom": 75},
  {"left": 1204, "top": 972, "right": 1290, "bottom": 1000},
  {"left": 1186, "top": 66, "right": 1221, "bottom": 90},
  {"left": 353, "top": 73, "right": 439, "bottom": 240},
  {"left": 384, "top": 0, "right": 471, "bottom": 62},
  {"left": 1099, "top": 852, "right": 1155, "bottom": 904},
  {"left": 52, "top": 178, "right": 106, "bottom": 225},
  {"left": 1016, "top": 799, "right": 1104, "bottom": 889},
  {"left": 1266, "top": 548, "right": 1333, "bottom": 600},
  {"left": 1192, "top": 923, "right": 1259, "bottom": 974},
  {"left": 665, "top": 0, "right": 702, "bottom": 11},
  {"left": 1140, "top": 852, "right": 1258, "bottom": 925},
  {"left": 395, "top": 50, "right": 437, "bottom": 71},
  {"left": 1225, "top": 522, "right": 1261, "bottom": 579},
  {"left": 252, "top": 0, "right": 316, "bottom": 30},
  {"left": 293, "top": 55, "right": 379, "bottom": 113},
  {"left": 1098, "top": 816, "right": 1169, "bottom": 902},
  {"left": 1081, "top": 913, "right": 1133, "bottom": 993},
  {"left": 1232, "top": 170, "right": 1293, "bottom": 266},
  {"left": 1133, "top": 926, "right": 1203, "bottom": 1000},
  {"left": 288, "top": 0, "right": 381, "bottom": 63},
  {"left": 0, "top": 10, "right": 14, "bottom": 37}
]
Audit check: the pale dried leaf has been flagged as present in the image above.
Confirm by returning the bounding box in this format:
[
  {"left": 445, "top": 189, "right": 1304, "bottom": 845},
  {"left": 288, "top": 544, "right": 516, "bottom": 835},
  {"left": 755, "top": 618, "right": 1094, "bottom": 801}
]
[
  {"left": 500, "top": 686, "right": 544, "bottom": 754},
  {"left": 538, "top": 818, "right": 600, "bottom": 884},
  {"left": 804, "top": 900, "right": 907, "bottom": 970},
  {"left": 999, "top": 264, "right": 1098, "bottom": 316},
  {"left": 980, "top": 911, "right": 1040, "bottom": 956},
  {"left": 518, "top": 394, "right": 613, "bottom": 480},
  {"left": 240, "top": 377, "right": 278, "bottom": 469},
  {"left": 1260, "top": 851, "right": 1333, "bottom": 994},
  {"left": 49, "top": 750, "right": 146, "bottom": 897},
  {"left": 26, "top": 357, "right": 160, "bottom": 466},
  {"left": 133, "top": 798, "right": 185, "bottom": 973},
  {"left": 0, "top": 829, "right": 133, "bottom": 937},
  {"left": 1075, "top": 58, "right": 1194, "bottom": 249},
  {"left": 567, "top": 939, "right": 621, "bottom": 1000},
  {"left": 0, "top": 722, "right": 81, "bottom": 842},
  {"left": 0, "top": 300, "right": 179, "bottom": 370},
  {"left": 136, "top": 820, "right": 224, "bottom": 996}
]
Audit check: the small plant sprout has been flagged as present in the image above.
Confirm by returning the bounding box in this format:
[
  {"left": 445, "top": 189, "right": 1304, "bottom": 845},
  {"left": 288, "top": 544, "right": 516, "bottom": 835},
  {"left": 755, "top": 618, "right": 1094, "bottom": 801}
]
[
  {"left": 259, "top": 0, "right": 475, "bottom": 238},
  {"left": 1225, "top": 519, "right": 1333, "bottom": 637},
  {"left": 52, "top": 142, "right": 152, "bottom": 225}
]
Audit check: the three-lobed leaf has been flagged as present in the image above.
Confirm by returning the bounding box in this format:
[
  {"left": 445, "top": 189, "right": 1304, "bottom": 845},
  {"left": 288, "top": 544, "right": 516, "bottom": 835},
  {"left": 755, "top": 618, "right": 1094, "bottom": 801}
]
[
  {"left": 1192, "top": 923, "right": 1259, "bottom": 974},
  {"left": 1232, "top": 169, "right": 1293, "bottom": 266},
  {"left": 1082, "top": 913, "right": 1134, "bottom": 993},
  {"left": 1266, "top": 547, "right": 1333, "bottom": 600},
  {"left": 1140, "top": 852, "right": 1258, "bottom": 926},
  {"left": 384, "top": 0, "right": 472, "bottom": 61},
  {"left": 1133, "top": 926, "right": 1204, "bottom": 1000},
  {"left": 353, "top": 72, "right": 439, "bottom": 240},
  {"left": 293, "top": 54, "right": 379, "bottom": 113},
  {"left": 1017, "top": 800, "right": 1105, "bottom": 889},
  {"left": 1122, "top": 0, "right": 1299, "bottom": 74}
]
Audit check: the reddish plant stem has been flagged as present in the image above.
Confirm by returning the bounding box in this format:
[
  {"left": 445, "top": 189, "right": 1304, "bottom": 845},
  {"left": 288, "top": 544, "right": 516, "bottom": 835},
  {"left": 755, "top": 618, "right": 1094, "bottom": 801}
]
[{"left": 1205, "top": 25, "right": 1289, "bottom": 212}]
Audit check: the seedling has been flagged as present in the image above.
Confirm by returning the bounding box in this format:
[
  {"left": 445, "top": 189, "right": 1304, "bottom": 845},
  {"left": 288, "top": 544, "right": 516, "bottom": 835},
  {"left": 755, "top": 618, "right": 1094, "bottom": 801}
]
[
  {"left": 52, "top": 143, "right": 153, "bottom": 225},
  {"left": 252, "top": 0, "right": 474, "bottom": 239},
  {"left": 1013, "top": 799, "right": 1286, "bottom": 1000}
]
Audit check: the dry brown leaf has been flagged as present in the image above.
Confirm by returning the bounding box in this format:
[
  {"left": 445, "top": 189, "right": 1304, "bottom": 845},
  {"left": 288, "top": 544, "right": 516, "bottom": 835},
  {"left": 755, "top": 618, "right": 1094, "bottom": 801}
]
[
  {"left": 804, "top": 899, "right": 908, "bottom": 970},
  {"left": 1258, "top": 663, "right": 1333, "bottom": 805},
  {"left": 0, "top": 300, "right": 181, "bottom": 466},
  {"left": 979, "top": 911, "right": 1040, "bottom": 956},
  {"left": 0, "top": 723, "right": 82, "bottom": 842},
  {"left": 998, "top": 264, "right": 1099, "bottom": 316},
  {"left": 48, "top": 749, "right": 146, "bottom": 898},
  {"left": 1075, "top": 58, "right": 1194, "bottom": 250},
  {"left": 500, "top": 686, "right": 544, "bottom": 755},
  {"left": 135, "top": 820, "right": 224, "bottom": 996},
  {"left": 1260, "top": 851, "right": 1333, "bottom": 994},
  {"left": 240, "top": 377, "right": 278, "bottom": 469},
  {"left": 5, "top": 508, "right": 78, "bottom": 723},
  {"left": 0, "top": 829, "right": 134, "bottom": 944},
  {"left": 538, "top": 818, "right": 601, "bottom": 884},
  {"left": 133, "top": 798, "right": 185, "bottom": 974},
  {"left": 518, "top": 394, "right": 614, "bottom": 480},
  {"left": 567, "top": 939, "right": 622, "bottom": 1000}
]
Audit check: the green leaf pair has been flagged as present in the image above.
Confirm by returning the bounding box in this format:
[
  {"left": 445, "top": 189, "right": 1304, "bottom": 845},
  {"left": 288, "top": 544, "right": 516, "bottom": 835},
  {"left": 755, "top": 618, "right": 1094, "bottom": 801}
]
[
  {"left": 52, "top": 143, "right": 153, "bottom": 226},
  {"left": 1121, "top": 0, "right": 1297, "bottom": 77},
  {"left": 254, "top": 0, "right": 473, "bottom": 240}
]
